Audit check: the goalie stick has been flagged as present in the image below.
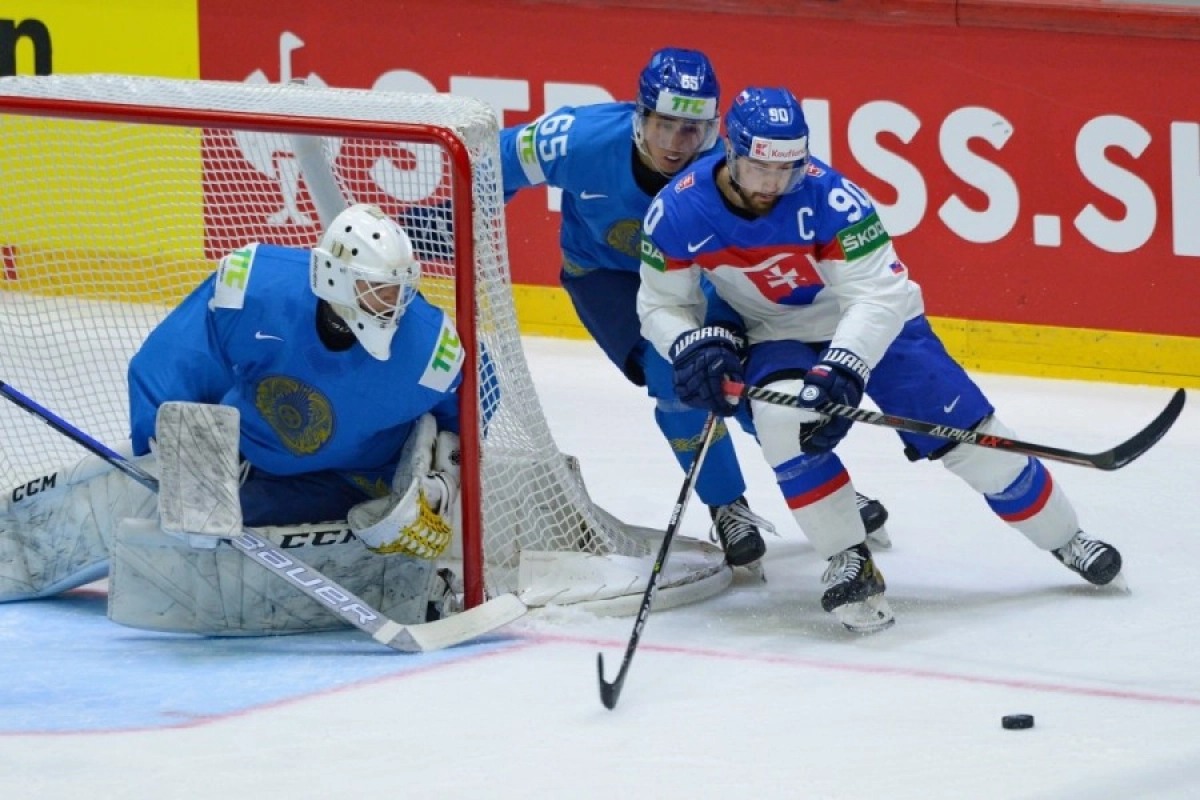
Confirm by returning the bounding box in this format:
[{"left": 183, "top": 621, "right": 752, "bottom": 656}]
[
  {"left": 0, "top": 380, "right": 526, "bottom": 652},
  {"left": 597, "top": 412, "right": 720, "bottom": 710},
  {"left": 723, "top": 379, "right": 1186, "bottom": 471}
]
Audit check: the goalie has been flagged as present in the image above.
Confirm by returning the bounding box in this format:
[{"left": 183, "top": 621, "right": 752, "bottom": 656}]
[{"left": 0, "top": 204, "right": 469, "bottom": 635}]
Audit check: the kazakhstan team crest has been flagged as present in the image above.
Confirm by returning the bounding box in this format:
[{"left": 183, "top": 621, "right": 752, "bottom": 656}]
[
  {"left": 255, "top": 376, "right": 334, "bottom": 455},
  {"left": 670, "top": 419, "right": 729, "bottom": 454},
  {"left": 605, "top": 219, "right": 642, "bottom": 258}
]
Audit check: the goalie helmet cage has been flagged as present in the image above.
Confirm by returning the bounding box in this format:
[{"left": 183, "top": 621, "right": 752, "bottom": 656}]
[{"left": 0, "top": 74, "right": 730, "bottom": 615}]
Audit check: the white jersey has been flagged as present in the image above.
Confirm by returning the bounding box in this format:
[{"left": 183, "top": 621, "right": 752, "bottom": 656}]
[{"left": 637, "top": 153, "right": 925, "bottom": 369}]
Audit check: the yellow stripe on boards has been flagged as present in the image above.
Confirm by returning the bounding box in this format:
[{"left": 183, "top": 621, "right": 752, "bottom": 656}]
[{"left": 511, "top": 284, "right": 1200, "bottom": 389}]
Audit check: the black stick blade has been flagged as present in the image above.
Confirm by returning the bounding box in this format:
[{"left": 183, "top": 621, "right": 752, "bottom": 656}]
[
  {"left": 1095, "top": 388, "right": 1186, "bottom": 470},
  {"left": 597, "top": 653, "right": 621, "bottom": 710}
]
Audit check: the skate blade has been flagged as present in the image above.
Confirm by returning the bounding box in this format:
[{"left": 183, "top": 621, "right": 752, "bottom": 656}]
[
  {"left": 1104, "top": 572, "right": 1131, "bottom": 594},
  {"left": 866, "top": 525, "right": 892, "bottom": 550},
  {"left": 735, "top": 560, "right": 767, "bottom": 583},
  {"left": 835, "top": 594, "right": 895, "bottom": 634}
]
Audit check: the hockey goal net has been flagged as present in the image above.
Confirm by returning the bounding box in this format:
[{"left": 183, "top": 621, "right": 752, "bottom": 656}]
[{"left": 0, "top": 74, "right": 729, "bottom": 614}]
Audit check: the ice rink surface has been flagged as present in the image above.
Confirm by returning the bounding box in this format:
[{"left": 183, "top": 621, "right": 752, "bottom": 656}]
[{"left": 3, "top": 336, "right": 1198, "bottom": 800}]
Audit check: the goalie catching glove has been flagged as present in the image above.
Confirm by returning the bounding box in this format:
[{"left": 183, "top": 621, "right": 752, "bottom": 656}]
[{"left": 348, "top": 414, "right": 461, "bottom": 559}]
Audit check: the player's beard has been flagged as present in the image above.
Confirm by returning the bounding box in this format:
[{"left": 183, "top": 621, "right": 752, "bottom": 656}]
[{"left": 732, "top": 181, "right": 781, "bottom": 217}]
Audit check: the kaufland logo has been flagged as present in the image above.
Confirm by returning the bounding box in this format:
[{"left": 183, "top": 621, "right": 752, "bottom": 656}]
[{"left": 749, "top": 136, "right": 809, "bottom": 162}]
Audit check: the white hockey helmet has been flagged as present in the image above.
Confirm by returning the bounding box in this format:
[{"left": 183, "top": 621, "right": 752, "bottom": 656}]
[{"left": 310, "top": 204, "right": 421, "bottom": 360}]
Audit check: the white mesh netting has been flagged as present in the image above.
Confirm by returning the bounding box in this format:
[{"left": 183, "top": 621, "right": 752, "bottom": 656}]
[{"left": 0, "top": 74, "right": 728, "bottom": 613}]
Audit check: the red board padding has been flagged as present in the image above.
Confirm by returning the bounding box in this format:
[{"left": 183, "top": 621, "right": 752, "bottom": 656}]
[{"left": 198, "top": 0, "right": 1200, "bottom": 337}]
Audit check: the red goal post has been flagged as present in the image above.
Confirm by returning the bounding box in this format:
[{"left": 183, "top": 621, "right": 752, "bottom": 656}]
[{"left": 0, "top": 74, "right": 730, "bottom": 615}]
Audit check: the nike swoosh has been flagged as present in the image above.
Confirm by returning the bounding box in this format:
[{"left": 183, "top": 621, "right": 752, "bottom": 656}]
[
  {"left": 687, "top": 235, "right": 715, "bottom": 253},
  {"left": 255, "top": 331, "right": 284, "bottom": 341},
  {"left": 944, "top": 396, "right": 960, "bottom": 413},
  {"left": 579, "top": 191, "right": 607, "bottom": 200}
]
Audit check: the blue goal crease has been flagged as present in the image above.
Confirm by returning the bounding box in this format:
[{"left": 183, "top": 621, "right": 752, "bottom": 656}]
[{"left": 0, "top": 590, "right": 520, "bottom": 735}]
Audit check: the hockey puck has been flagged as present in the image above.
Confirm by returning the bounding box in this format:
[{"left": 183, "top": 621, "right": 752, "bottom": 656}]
[{"left": 1001, "top": 714, "right": 1035, "bottom": 730}]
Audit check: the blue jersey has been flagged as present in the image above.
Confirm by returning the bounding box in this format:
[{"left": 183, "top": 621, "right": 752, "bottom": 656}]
[
  {"left": 128, "top": 244, "right": 464, "bottom": 491},
  {"left": 638, "top": 154, "right": 926, "bottom": 370},
  {"left": 499, "top": 102, "right": 721, "bottom": 274}
]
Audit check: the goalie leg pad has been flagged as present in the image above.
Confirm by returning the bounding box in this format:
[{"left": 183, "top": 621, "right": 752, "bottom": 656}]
[
  {"left": 0, "top": 453, "right": 157, "bottom": 602},
  {"left": 108, "top": 519, "right": 442, "bottom": 635}
]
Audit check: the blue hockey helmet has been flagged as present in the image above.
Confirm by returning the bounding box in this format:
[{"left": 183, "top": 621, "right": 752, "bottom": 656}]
[
  {"left": 724, "top": 87, "right": 812, "bottom": 195},
  {"left": 634, "top": 47, "right": 721, "bottom": 172},
  {"left": 636, "top": 47, "right": 720, "bottom": 120}
]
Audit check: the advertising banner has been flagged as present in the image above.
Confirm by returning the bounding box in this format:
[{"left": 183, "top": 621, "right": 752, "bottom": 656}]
[
  {"left": 1, "top": 3, "right": 197, "bottom": 77},
  {"left": 0, "top": 4, "right": 203, "bottom": 303},
  {"left": 196, "top": 0, "right": 1199, "bottom": 346}
]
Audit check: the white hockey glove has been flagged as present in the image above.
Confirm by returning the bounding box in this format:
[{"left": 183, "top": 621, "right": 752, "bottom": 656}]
[{"left": 347, "top": 415, "right": 461, "bottom": 559}]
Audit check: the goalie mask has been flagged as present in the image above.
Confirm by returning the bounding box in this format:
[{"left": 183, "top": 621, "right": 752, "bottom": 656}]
[
  {"left": 633, "top": 47, "right": 721, "bottom": 175},
  {"left": 310, "top": 204, "right": 421, "bottom": 360},
  {"left": 724, "top": 87, "right": 812, "bottom": 197}
]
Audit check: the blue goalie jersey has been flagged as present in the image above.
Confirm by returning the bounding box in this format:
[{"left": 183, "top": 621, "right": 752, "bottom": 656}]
[{"left": 128, "top": 244, "right": 464, "bottom": 491}]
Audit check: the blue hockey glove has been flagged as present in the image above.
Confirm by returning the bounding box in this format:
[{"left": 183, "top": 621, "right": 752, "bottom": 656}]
[
  {"left": 669, "top": 326, "right": 744, "bottom": 416},
  {"left": 798, "top": 348, "right": 870, "bottom": 453}
]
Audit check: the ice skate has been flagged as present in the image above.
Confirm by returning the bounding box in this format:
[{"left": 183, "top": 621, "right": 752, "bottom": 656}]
[
  {"left": 821, "top": 542, "right": 895, "bottom": 633},
  {"left": 710, "top": 496, "right": 772, "bottom": 576},
  {"left": 857, "top": 492, "right": 892, "bottom": 550},
  {"left": 1053, "top": 530, "right": 1128, "bottom": 591}
]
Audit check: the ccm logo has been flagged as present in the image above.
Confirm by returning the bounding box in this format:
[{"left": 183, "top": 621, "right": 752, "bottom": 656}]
[{"left": 11, "top": 472, "right": 56, "bottom": 503}]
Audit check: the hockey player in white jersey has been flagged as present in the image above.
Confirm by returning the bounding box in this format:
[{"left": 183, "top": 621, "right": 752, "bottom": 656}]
[
  {"left": 637, "top": 87, "right": 1124, "bottom": 632},
  {"left": 495, "top": 47, "right": 890, "bottom": 568},
  {"left": 0, "top": 204, "right": 468, "bottom": 635}
]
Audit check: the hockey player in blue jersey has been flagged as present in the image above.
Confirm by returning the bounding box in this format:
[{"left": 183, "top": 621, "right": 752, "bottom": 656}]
[
  {"left": 129, "top": 203, "right": 464, "bottom": 544},
  {"left": 0, "top": 204, "right": 465, "bottom": 630},
  {"left": 497, "top": 48, "right": 889, "bottom": 568},
  {"left": 637, "top": 87, "right": 1124, "bottom": 632}
]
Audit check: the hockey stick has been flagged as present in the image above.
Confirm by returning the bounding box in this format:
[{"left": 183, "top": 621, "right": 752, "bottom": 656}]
[
  {"left": 723, "top": 379, "right": 1185, "bottom": 471},
  {"left": 597, "top": 412, "right": 720, "bottom": 710},
  {"left": 0, "top": 380, "right": 526, "bottom": 652}
]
